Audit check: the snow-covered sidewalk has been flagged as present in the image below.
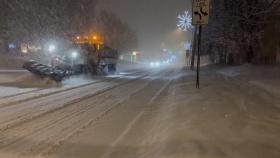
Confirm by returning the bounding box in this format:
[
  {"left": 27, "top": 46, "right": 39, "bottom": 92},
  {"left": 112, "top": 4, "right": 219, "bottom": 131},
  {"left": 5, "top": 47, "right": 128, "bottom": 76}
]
[
  {"left": 217, "top": 64, "right": 280, "bottom": 96},
  {"left": 250, "top": 80, "right": 280, "bottom": 96},
  {"left": 138, "top": 66, "right": 280, "bottom": 158}
]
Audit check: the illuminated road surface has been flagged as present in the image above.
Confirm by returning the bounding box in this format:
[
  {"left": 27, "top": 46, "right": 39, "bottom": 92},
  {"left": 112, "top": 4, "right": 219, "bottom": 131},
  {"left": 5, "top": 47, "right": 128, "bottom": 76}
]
[{"left": 0, "top": 66, "right": 279, "bottom": 158}]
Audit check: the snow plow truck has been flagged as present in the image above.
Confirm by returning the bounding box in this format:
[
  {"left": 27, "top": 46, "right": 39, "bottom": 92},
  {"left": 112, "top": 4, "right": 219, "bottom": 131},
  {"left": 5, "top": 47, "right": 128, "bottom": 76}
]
[{"left": 23, "top": 36, "right": 119, "bottom": 82}]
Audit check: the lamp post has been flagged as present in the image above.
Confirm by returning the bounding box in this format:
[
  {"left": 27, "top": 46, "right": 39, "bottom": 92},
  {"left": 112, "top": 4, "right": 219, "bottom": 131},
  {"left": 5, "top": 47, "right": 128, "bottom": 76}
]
[
  {"left": 133, "top": 51, "right": 137, "bottom": 63},
  {"left": 71, "top": 51, "right": 78, "bottom": 66},
  {"left": 47, "top": 44, "right": 56, "bottom": 67},
  {"left": 48, "top": 44, "right": 56, "bottom": 54}
]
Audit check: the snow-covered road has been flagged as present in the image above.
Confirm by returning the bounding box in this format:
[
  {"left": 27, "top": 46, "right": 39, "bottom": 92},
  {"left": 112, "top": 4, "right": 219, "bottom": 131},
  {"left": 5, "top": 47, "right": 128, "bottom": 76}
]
[{"left": 0, "top": 65, "right": 279, "bottom": 158}]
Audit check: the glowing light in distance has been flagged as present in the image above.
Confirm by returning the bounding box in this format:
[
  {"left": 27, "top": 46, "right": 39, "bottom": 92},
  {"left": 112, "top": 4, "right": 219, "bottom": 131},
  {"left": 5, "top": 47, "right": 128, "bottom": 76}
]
[
  {"left": 155, "top": 62, "right": 160, "bottom": 67},
  {"left": 48, "top": 44, "right": 56, "bottom": 53},
  {"left": 150, "top": 62, "right": 155, "bottom": 67},
  {"left": 71, "top": 51, "right": 78, "bottom": 59}
]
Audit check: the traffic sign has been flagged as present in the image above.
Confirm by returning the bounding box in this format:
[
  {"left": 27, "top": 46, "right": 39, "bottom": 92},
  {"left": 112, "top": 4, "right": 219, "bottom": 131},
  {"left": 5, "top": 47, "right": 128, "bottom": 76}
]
[{"left": 192, "top": 0, "right": 210, "bottom": 25}]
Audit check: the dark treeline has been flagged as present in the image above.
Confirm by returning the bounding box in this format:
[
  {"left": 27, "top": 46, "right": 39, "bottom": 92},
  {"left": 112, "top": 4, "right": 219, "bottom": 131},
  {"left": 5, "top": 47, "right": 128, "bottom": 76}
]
[{"left": 201, "top": 0, "right": 280, "bottom": 64}]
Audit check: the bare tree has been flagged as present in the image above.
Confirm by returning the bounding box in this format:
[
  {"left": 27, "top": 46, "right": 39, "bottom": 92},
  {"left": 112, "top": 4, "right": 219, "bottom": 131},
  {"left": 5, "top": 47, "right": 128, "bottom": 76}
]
[
  {"left": 0, "top": 0, "right": 9, "bottom": 51},
  {"left": 202, "top": 0, "right": 280, "bottom": 64},
  {"left": 94, "top": 10, "right": 138, "bottom": 53}
]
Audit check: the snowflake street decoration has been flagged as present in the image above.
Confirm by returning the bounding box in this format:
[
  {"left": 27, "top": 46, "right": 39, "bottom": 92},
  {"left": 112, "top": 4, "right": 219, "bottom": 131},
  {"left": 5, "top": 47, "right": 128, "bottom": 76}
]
[{"left": 177, "top": 11, "right": 193, "bottom": 31}]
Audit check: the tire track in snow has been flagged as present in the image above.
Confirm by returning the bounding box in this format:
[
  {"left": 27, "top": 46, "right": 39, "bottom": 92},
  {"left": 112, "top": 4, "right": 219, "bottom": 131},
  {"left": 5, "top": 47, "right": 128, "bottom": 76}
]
[
  {"left": 0, "top": 72, "right": 151, "bottom": 133},
  {"left": 0, "top": 70, "right": 147, "bottom": 108},
  {"left": 99, "top": 69, "right": 177, "bottom": 158},
  {"left": 0, "top": 70, "right": 162, "bottom": 157}
]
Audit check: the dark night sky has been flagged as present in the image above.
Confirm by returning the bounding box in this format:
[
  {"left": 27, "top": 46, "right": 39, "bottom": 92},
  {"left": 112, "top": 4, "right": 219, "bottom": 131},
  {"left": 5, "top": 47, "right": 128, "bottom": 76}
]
[{"left": 98, "top": 0, "right": 192, "bottom": 54}]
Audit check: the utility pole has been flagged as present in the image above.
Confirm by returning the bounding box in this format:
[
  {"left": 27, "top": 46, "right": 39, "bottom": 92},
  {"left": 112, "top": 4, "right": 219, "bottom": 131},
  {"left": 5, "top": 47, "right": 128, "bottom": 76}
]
[
  {"left": 196, "top": 25, "right": 202, "bottom": 88},
  {"left": 191, "top": 27, "right": 198, "bottom": 70}
]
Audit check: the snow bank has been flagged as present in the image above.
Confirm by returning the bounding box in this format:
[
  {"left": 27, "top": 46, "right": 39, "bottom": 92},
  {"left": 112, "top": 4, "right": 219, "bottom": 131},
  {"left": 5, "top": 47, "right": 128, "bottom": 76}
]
[
  {"left": 217, "top": 66, "right": 241, "bottom": 77},
  {"left": 0, "top": 54, "right": 26, "bottom": 70},
  {"left": 0, "top": 75, "right": 97, "bottom": 98},
  {"left": 217, "top": 64, "right": 280, "bottom": 96},
  {"left": 216, "top": 64, "right": 254, "bottom": 77},
  {"left": 0, "top": 74, "right": 19, "bottom": 83},
  {"left": 13, "top": 74, "right": 58, "bottom": 88},
  {"left": 0, "top": 86, "right": 36, "bottom": 97},
  {"left": 250, "top": 80, "right": 280, "bottom": 96},
  {"left": 62, "top": 76, "right": 95, "bottom": 86}
]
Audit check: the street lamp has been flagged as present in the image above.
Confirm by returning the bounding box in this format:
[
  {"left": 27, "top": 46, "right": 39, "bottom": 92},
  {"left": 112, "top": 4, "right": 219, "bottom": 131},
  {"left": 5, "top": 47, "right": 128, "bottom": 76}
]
[
  {"left": 132, "top": 51, "right": 137, "bottom": 56},
  {"left": 71, "top": 51, "right": 78, "bottom": 66},
  {"left": 131, "top": 51, "right": 138, "bottom": 63},
  {"left": 71, "top": 51, "right": 78, "bottom": 59},
  {"left": 48, "top": 44, "right": 56, "bottom": 53}
]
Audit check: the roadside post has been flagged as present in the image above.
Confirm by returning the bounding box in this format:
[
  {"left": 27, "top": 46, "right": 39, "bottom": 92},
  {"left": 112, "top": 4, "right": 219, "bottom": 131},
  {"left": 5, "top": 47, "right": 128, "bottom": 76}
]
[{"left": 192, "top": 0, "right": 210, "bottom": 88}]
